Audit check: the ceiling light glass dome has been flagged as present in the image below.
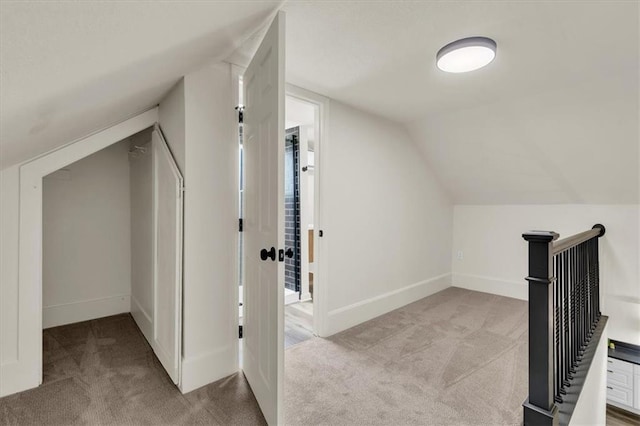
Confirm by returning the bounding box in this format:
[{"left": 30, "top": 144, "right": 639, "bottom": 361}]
[{"left": 436, "top": 37, "right": 497, "bottom": 73}]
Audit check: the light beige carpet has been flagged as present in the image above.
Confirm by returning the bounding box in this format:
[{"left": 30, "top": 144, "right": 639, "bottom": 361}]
[
  {"left": 284, "top": 287, "right": 528, "bottom": 425},
  {"left": 0, "top": 287, "right": 528, "bottom": 425},
  {"left": 0, "top": 314, "right": 265, "bottom": 425}
]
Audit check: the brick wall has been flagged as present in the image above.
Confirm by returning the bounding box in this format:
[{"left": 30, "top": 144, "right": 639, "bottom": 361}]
[{"left": 284, "top": 128, "right": 301, "bottom": 293}]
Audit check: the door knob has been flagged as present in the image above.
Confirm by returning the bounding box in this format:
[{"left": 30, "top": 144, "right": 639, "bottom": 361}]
[
  {"left": 285, "top": 248, "right": 294, "bottom": 258},
  {"left": 260, "top": 247, "right": 276, "bottom": 261}
]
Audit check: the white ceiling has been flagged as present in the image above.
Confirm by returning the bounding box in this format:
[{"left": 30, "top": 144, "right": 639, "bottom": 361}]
[
  {"left": 281, "top": 1, "right": 639, "bottom": 204},
  {"left": 0, "top": 0, "right": 281, "bottom": 169},
  {"left": 283, "top": 1, "right": 637, "bottom": 122},
  {"left": 408, "top": 79, "right": 639, "bottom": 204},
  {"left": 2, "top": 1, "right": 638, "bottom": 204}
]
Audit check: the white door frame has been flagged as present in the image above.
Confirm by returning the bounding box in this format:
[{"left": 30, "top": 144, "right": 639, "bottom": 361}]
[
  {"left": 296, "top": 125, "right": 312, "bottom": 303},
  {"left": 16, "top": 108, "right": 158, "bottom": 391},
  {"left": 232, "top": 78, "right": 331, "bottom": 338},
  {"left": 285, "top": 84, "right": 330, "bottom": 337}
]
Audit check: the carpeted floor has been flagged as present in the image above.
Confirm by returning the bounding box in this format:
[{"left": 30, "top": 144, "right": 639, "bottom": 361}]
[
  {"left": 285, "top": 287, "right": 529, "bottom": 425},
  {"left": 0, "top": 287, "right": 532, "bottom": 425},
  {"left": 0, "top": 314, "right": 265, "bottom": 425}
]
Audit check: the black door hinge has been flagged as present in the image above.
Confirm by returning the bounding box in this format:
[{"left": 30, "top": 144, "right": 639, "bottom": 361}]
[
  {"left": 239, "top": 325, "right": 243, "bottom": 339},
  {"left": 239, "top": 218, "right": 243, "bottom": 232},
  {"left": 235, "top": 105, "right": 244, "bottom": 123}
]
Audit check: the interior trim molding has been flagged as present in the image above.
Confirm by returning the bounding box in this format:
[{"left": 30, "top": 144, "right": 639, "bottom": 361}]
[
  {"left": 181, "top": 345, "right": 237, "bottom": 394},
  {"left": 130, "top": 295, "right": 153, "bottom": 344},
  {"left": 285, "top": 83, "right": 331, "bottom": 338},
  {"left": 452, "top": 272, "right": 527, "bottom": 301},
  {"left": 8, "top": 108, "right": 159, "bottom": 398},
  {"left": 325, "top": 273, "right": 451, "bottom": 336},
  {"left": 0, "top": 361, "right": 39, "bottom": 398},
  {"left": 43, "top": 294, "right": 130, "bottom": 329}
]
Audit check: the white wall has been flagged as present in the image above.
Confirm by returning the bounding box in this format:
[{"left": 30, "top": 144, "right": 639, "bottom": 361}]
[
  {"left": 452, "top": 204, "right": 640, "bottom": 345},
  {"left": 407, "top": 66, "right": 638, "bottom": 206},
  {"left": 568, "top": 323, "right": 608, "bottom": 426},
  {"left": 322, "top": 100, "right": 453, "bottom": 335},
  {"left": 42, "top": 141, "right": 131, "bottom": 328},
  {"left": 1, "top": 164, "right": 21, "bottom": 373},
  {"left": 157, "top": 62, "right": 238, "bottom": 393},
  {"left": 129, "top": 130, "right": 154, "bottom": 334},
  {"left": 158, "top": 79, "right": 186, "bottom": 175},
  {"left": 306, "top": 150, "right": 315, "bottom": 226}
]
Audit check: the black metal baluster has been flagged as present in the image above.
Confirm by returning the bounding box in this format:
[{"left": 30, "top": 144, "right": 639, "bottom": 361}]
[
  {"left": 577, "top": 244, "right": 583, "bottom": 361},
  {"left": 584, "top": 242, "right": 590, "bottom": 339},
  {"left": 580, "top": 243, "right": 586, "bottom": 356},
  {"left": 583, "top": 243, "right": 588, "bottom": 346},
  {"left": 595, "top": 237, "right": 601, "bottom": 317},
  {"left": 563, "top": 250, "right": 572, "bottom": 383},
  {"left": 581, "top": 243, "right": 585, "bottom": 358},
  {"left": 585, "top": 241, "right": 592, "bottom": 337},
  {"left": 577, "top": 244, "right": 583, "bottom": 360},
  {"left": 592, "top": 238, "right": 599, "bottom": 326},
  {"left": 568, "top": 247, "right": 573, "bottom": 371},
  {"left": 559, "top": 251, "right": 568, "bottom": 394},
  {"left": 580, "top": 242, "right": 587, "bottom": 357},
  {"left": 554, "top": 255, "right": 561, "bottom": 403},
  {"left": 571, "top": 246, "right": 578, "bottom": 372},
  {"left": 591, "top": 239, "right": 596, "bottom": 331}
]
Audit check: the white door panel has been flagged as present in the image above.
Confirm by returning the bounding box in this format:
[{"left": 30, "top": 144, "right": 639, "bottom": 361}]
[
  {"left": 242, "top": 10, "right": 285, "bottom": 426},
  {"left": 132, "top": 128, "right": 183, "bottom": 385},
  {"left": 152, "top": 128, "right": 183, "bottom": 385}
]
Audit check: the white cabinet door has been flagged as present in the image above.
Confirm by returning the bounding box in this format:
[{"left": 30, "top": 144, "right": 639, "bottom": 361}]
[
  {"left": 242, "top": 10, "right": 285, "bottom": 426},
  {"left": 607, "top": 368, "right": 634, "bottom": 389},
  {"left": 634, "top": 371, "right": 640, "bottom": 409},
  {"left": 607, "top": 385, "right": 634, "bottom": 407}
]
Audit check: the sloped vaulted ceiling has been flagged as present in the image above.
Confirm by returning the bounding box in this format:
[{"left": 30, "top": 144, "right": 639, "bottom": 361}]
[
  {"left": 278, "top": 1, "right": 639, "bottom": 205},
  {"left": 2, "top": 1, "right": 638, "bottom": 204},
  {"left": 0, "top": 1, "right": 281, "bottom": 169},
  {"left": 401, "top": 3, "right": 640, "bottom": 205}
]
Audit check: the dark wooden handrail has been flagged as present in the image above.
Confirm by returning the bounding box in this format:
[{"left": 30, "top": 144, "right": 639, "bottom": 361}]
[{"left": 552, "top": 224, "right": 605, "bottom": 255}]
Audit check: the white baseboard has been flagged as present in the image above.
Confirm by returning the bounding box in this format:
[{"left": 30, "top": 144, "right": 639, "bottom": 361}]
[
  {"left": 284, "top": 288, "right": 299, "bottom": 305},
  {"left": 325, "top": 273, "right": 452, "bottom": 336},
  {"left": 0, "top": 360, "right": 39, "bottom": 398},
  {"left": 43, "top": 294, "right": 130, "bottom": 328},
  {"left": 452, "top": 273, "right": 527, "bottom": 301},
  {"left": 130, "top": 295, "right": 153, "bottom": 344},
  {"left": 180, "top": 345, "right": 238, "bottom": 394}
]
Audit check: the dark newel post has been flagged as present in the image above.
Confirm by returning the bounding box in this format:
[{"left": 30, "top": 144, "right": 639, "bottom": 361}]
[{"left": 523, "top": 231, "right": 559, "bottom": 426}]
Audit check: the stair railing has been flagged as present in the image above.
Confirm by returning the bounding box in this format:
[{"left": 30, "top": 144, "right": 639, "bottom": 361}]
[{"left": 522, "top": 224, "right": 608, "bottom": 425}]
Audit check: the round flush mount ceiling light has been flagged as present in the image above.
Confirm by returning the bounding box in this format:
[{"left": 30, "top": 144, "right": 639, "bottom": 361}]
[{"left": 436, "top": 36, "right": 497, "bottom": 73}]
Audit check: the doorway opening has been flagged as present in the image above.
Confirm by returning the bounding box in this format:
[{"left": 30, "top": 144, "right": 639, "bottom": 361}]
[
  {"left": 235, "top": 81, "right": 325, "bottom": 345},
  {"left": 41, "top": 124, "right": 183, "bottom": 388},
  {"left": 283, "top": 95, "right": 319, "bottom": 347}
]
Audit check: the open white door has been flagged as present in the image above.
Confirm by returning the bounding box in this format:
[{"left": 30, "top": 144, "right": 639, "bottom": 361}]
[
  {"left": 151, "top": 127, "right": 183, "bottom": 385},
  {"left": 242, "top": 11, "right": 285, "bottom": 426}
]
